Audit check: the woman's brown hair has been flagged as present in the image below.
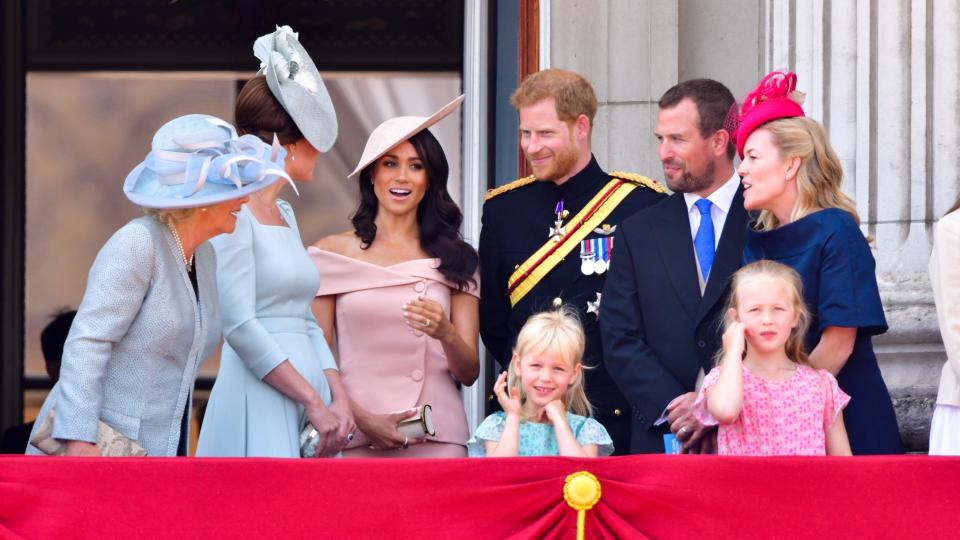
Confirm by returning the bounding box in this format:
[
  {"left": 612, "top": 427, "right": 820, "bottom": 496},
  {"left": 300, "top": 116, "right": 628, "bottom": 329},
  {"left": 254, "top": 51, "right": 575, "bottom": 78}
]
[{"left": 234, "top": 76, "right": 302, "bottom": 145}]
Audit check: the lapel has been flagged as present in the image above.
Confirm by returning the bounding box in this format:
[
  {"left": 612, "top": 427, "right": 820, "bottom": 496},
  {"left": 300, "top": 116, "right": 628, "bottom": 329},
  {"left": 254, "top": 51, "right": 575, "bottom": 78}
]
[
  {"left": 695, "top": 186, "right": 748, "bottom": 324},
  {"left": 655, "top": 194, "right": 701, "bottom": 321}
]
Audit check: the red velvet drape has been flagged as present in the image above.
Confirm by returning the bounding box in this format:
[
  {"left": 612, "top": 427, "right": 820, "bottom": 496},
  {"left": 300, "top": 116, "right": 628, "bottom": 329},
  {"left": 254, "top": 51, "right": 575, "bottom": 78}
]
[{"left": 1, "top": 455, "right": 957, "bottom": 539}]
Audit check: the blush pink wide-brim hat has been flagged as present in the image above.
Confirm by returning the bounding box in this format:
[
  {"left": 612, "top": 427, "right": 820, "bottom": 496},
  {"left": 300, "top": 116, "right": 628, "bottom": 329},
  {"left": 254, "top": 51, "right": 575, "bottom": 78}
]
[{"left": 347, "top": 95, "right": 464, "bottom": 178}]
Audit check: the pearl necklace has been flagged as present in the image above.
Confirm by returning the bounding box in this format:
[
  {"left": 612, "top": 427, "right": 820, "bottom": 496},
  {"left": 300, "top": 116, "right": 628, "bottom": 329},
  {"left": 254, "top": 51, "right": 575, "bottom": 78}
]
[{"left": 168, "top": 224, "right": 194, "bottom": 271}]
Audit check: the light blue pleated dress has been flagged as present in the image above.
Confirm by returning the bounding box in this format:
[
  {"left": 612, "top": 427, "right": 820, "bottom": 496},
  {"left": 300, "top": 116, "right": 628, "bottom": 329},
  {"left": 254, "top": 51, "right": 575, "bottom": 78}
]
[
  {"left": 196, "top": 200, "right": 336, "bottom": 457},
  {"left": 467, "top": 412, "right": 614, "bottom": 457}
]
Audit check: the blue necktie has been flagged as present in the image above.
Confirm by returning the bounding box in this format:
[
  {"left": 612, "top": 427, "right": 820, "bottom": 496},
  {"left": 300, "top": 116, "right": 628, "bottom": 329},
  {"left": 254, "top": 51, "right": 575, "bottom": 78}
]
[{"left": 693, "top": 199, "right": 715, "bottom": 281}]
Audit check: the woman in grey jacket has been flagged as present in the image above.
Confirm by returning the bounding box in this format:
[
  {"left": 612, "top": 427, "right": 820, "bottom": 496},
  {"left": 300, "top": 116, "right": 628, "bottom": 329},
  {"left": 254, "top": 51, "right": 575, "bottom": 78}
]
[{"left": 27, "top": 113, "right": 289, "bottom": 456}]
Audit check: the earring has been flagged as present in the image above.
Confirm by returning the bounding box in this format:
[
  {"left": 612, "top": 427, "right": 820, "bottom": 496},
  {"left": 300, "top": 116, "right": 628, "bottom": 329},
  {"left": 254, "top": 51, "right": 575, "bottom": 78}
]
[{"left": 288, "top": 145, "right": 296, "bottom": 161}]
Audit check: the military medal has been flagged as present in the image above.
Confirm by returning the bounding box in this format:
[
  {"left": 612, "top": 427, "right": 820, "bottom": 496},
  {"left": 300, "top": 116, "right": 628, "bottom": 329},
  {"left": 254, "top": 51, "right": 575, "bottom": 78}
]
[
  {"left": 548, "top": 201, "right": 569, "bottom": 242},
  {"left": 580, "top": 239, "right": 596, "bottom": 275},
  {"left": 594, "top": 237, "right": 610, "bottom": 274}
]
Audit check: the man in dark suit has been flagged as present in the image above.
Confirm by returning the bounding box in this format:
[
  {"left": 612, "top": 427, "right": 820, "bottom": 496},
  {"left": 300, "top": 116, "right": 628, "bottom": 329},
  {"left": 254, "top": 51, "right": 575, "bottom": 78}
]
[{"left": 601, "top": 79, "right": 746, "bottom": 454}]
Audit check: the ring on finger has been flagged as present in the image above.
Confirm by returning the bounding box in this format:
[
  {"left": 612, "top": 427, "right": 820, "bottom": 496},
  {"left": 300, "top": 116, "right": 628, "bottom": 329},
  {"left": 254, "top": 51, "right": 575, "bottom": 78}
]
[
  {"left": 423, "top": 318, "right": 431, "bottom": 328},
  {"left": 679, "top": 426, "right": 689, "bottom": 435}
]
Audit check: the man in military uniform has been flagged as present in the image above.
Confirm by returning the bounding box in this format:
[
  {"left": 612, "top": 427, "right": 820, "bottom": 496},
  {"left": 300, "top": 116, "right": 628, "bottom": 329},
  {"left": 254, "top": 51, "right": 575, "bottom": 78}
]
[{"left": 478, "top": 69, "right": 665, "bottom": 454}]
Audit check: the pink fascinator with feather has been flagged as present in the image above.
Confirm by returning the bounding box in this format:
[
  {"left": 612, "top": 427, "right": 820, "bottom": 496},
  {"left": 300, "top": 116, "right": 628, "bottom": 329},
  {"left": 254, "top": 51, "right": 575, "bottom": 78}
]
[{"left": 734, "top": 70, "right": 805, "bottom": 158}]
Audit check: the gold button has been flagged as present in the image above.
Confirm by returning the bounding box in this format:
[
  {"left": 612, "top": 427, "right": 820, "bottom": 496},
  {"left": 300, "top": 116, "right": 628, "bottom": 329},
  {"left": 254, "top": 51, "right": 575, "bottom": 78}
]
[
  {"left": 552, "top": 297, "right": 563, "bottom": 308},
  {"left": 614, "top": 408, "right": 622, "bottom": 416}
]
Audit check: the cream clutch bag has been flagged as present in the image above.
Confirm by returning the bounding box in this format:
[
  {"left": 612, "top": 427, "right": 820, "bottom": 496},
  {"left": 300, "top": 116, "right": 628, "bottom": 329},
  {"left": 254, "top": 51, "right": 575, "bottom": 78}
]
[
  {"left": 397, "top": 404, "right": 436, "bottom": 439},
  {"left": 299, "top": 404, "right": 436, "bottom": 456},
  {"left": 30, "top": 407, "right": 148, "bottom": 457}
]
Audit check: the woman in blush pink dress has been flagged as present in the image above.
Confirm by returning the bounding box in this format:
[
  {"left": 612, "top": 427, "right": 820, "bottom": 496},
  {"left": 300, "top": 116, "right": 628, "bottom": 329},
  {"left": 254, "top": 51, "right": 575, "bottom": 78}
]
[{"left": 310, "top": 96, "right": 479, "bottom": 457}]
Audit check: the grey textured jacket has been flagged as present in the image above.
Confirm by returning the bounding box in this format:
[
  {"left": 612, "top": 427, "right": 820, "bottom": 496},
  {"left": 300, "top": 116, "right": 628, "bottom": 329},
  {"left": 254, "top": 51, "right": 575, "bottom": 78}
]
[{"left": 27, "top": 216, "right": 221, "bottom": 456}]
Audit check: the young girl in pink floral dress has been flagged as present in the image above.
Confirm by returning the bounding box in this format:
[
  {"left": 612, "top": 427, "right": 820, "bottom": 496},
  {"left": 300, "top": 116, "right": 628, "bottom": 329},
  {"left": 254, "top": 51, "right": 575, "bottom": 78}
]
[{"left": 694, "top": 260, "right": 852, "bottom": 455}]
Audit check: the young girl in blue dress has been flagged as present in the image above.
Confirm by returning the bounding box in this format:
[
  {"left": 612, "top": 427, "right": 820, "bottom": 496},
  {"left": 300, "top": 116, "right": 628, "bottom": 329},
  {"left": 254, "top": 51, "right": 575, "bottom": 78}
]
[
  {"left": 468, "top": 307, "right": 613, "bottom": 457},
  {"left": 734, "top": 70, "right": 903, "bottom": 454}
]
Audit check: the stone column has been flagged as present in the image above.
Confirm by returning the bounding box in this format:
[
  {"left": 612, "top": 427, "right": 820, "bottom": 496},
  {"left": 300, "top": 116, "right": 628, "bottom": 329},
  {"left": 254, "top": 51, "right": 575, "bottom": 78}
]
[
  {"left": 549, "top": 0, "right": 679, "bottom": 176},
  {"left": 764, "top": 0, "right": 960, "bottom": 450}
]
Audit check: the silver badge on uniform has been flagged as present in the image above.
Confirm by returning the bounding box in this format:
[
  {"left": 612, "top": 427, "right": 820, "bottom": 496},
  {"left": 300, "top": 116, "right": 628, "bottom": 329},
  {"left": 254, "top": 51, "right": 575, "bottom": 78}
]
[{"left": 586, "top": 292, "right": 601, "bottom": 318}]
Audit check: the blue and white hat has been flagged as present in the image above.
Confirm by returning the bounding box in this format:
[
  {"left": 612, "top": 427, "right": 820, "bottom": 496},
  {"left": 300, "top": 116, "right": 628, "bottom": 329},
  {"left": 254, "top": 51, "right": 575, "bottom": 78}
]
[
  {"left": 123, "top": 114, "right": 294, "bottom": 210},
  {"left": 254, "top": 25, "right": 338, "bottom": 152}
]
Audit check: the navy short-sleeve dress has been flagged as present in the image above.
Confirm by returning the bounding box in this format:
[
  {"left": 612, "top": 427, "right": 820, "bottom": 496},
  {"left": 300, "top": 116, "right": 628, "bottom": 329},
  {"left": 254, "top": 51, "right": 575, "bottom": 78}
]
[{"left": 743, "top": 208, "right": 904, "bottom": 454}]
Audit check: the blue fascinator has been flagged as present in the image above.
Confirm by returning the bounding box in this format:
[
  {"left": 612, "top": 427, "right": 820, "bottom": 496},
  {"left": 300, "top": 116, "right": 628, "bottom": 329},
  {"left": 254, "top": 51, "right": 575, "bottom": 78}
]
[
  {"left": 124, "top": 114, "right": 295, "bottom": 210},
  {"left": 254, "top": 25, "right": 338, "bottom": 152}
]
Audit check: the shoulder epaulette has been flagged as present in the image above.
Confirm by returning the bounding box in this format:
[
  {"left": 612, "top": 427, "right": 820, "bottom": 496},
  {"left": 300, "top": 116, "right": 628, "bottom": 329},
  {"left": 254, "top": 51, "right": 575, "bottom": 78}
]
[
  {"left": 484, "top": 175, "right": 538, "bottom": 201},
  {"left": 609, "top": 170, "right": 667, "bottom": 193}
]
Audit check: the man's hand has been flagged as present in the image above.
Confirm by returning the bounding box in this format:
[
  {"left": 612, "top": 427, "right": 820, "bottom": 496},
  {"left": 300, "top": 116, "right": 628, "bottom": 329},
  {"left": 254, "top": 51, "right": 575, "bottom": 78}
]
[{"left": 666, "top": 392, "right": 709, "bottom": 453}]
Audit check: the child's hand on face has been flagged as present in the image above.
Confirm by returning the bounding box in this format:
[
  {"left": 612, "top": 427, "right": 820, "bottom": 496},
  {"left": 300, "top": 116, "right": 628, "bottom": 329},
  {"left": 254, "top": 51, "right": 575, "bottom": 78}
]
[
  {"left": 540, "top": 400, "right": 567, "bottom": 425},
  {"left": 493, "top": 371, "right": 522, "bottom": 417},
  {"left": 723, "top": 311, "right": 747, "bottom": 360}
]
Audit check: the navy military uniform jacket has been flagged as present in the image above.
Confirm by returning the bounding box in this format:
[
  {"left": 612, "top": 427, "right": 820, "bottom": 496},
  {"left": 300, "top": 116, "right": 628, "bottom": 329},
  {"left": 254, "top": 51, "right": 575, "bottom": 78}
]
[{"left": 478, "top": 156, "right": 666, "bottom": 455}]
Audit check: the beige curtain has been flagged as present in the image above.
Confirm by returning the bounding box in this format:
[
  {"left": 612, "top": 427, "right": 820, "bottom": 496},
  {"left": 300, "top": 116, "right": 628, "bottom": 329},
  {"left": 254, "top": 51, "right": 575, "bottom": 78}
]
[{"left": 24, "top": 72, "right": 462, "bottom": 379}]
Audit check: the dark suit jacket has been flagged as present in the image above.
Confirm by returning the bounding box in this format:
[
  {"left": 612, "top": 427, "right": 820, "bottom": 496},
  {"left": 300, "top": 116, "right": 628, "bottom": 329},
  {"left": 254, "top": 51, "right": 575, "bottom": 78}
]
[{"left": 600, "top": 187, "right": 748, "bottom": 453}]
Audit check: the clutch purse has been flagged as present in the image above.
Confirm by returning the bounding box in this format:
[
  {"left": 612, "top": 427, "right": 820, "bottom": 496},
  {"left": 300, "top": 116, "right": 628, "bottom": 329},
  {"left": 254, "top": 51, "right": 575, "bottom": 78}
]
[
  {"left": 397, "top": 404, "right": 435, "bottom": 439},
  {"left": 299, "top": 423, "right": 322, "bottom": 458},
  {"left": 299, "top": 404, "right": 436, "bottom": 456},
  {"left": 30, "top": 407, "right": 148, "bottom": 457}
]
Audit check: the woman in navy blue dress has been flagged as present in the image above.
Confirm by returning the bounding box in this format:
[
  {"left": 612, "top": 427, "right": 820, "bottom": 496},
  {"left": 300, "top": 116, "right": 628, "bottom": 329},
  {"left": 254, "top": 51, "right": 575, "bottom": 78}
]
[{"left": 733, "top": 71, "right": 903, "bottom": 454}]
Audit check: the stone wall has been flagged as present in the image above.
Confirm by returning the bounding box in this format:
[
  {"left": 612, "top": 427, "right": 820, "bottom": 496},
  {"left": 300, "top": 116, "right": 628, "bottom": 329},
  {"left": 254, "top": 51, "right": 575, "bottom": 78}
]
[
  {"left": 764, "top": 0, "right": 957, "bottom": 451},
  {"left": 548, "top": 0, "right": 954, "bottom": 451}
]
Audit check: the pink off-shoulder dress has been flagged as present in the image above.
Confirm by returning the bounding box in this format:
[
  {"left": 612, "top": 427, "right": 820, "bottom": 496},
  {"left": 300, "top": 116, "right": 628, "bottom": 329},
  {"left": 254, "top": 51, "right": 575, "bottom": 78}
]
[
  {"left": 309, "top": 247, "right": 479, "bottom": 458},
  {"left": 694, "top": 365, "right": 850, "bottom": 456}
]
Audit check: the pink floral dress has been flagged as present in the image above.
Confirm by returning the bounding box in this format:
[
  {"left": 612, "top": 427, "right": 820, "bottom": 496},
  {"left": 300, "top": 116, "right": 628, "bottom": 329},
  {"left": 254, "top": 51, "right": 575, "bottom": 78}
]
[{"left": 694, "top": 365, "right": 850, "bottom": 455}]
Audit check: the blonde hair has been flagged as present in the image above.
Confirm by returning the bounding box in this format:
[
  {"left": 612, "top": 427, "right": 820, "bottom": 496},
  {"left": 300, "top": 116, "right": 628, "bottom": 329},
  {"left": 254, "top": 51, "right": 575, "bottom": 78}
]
[
  {"left": 510, "top": 69, "right": 598, "bottom": 126},
  {"left": 753, "top": 116, "right": 861, "bottom": 231},
  {"left": 718, "top": 260, "right": 811, "bottom": 365},
  {"left": 143, "top": 207, "right": 197, "bottom": 228},
  {"left": 507, "top": 306, "right": 592, "bottom": 418}
]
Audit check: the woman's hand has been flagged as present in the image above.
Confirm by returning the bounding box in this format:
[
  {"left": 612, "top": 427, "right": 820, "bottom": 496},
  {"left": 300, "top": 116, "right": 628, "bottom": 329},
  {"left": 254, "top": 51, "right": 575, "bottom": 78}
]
[
  {"left": 328, "top": 397, "right": 357, "bottom": 446},
  {"left": 493, "top": 371, "right": 522, "bottom": 417},
  {"left": 305, "top": 400, "right": 342, "bottom": 457},
  {"left": 65, "top": 440, "right": 100, "bottom": 457},
  {"left": 357, "top": 408, "right": 423, "bottom": 451},
  {"left": 403, "top": 297, "right": 455, "bottom": 342}
]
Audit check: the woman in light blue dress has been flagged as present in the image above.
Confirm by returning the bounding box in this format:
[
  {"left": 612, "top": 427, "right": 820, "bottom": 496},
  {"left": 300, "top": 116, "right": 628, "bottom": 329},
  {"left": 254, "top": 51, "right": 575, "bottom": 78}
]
[{"left": 196, "top": 26, "right": 354, "bottom": 457}]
